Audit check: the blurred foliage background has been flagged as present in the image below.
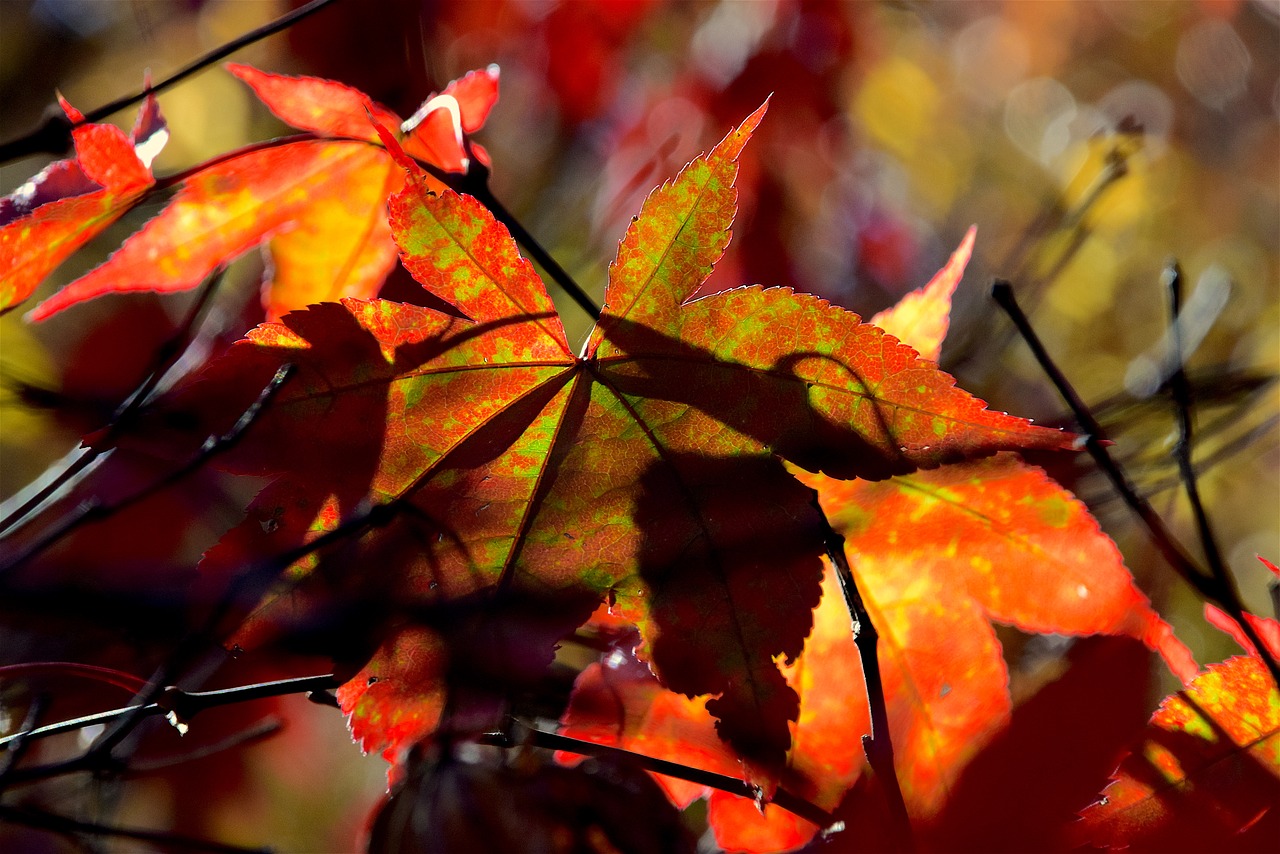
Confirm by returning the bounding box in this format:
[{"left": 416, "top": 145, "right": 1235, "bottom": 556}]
[{"left": 1, "top": 1, "right": 1277, "bottom": 851}]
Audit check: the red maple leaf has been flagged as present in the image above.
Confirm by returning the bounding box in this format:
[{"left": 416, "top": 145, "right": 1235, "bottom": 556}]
[
  {"left": 0, "top": 90, "right": 165, "bottom": 313},
  {"left": 1078, "top": 580, "right": 1280, "bottom": 852},
  {"left": 137, "top": 104, "right": 1073, "bottom": 782},
  {"left": 8, "top": 64, "right": 498, "bottom": 321},
  {"left": 558, "top": 230, "right": 1194, "bottom": 851}
]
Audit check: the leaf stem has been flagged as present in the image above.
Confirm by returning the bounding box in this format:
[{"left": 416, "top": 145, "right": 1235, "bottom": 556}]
[
  {"left": 0, "top": 0, "right": 342, "bottom": 164},
  {"left": 813, "top": 498, "right": 915, "bottom": 852},
  {"left": 992, "top": 279, "right": 1280, "bottom": 685},
  {"left": 457, "top": 163, "right": 602, "bottom": 322}
]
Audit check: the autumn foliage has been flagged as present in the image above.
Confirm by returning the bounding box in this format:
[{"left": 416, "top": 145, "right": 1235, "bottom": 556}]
[{"left": 1, "top": 6, "right": 1277, "bottom": 853}]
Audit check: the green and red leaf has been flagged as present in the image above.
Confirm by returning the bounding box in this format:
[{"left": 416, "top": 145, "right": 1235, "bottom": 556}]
[
  {"left": 557, "top": 229, "right": 1189, "bottom": 849},
  {"left": 157, "top": 104, "right": 1073, "bottom": 777}
]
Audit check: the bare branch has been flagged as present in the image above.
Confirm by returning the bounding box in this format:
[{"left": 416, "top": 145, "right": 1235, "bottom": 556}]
[
  {"left": 0, "top": 0, "right": 343, "bottom": 164},
  {"left": 992, "top": 279, "right": 1280, "bottom": 685},
  {"left": 812, "top": 497, "right": 914, "bottom": 852}
]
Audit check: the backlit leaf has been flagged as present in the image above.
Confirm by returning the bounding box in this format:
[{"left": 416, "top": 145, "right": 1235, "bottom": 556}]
[
  {"left": 554, "top": 229, "right": 1188, "bottom": 848},
  {"left": 869, "top": 225, "right": 975, "bottom": 363},
  {"left": 0, "top": 92, "right": 165, "bottom": 313},
  {"left": 162, "top": 104, "right": 1073, "bottom": 777},
  {"left": 800, "top": 454, "right": 1195, "bottom": 817},
  {"left": 25, "top": 64, "right": 500, "bottom": 321}
]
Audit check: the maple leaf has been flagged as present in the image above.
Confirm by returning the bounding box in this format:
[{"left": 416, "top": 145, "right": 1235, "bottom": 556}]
[
  {"left": 801, "top": 457, "right": 1196, "bottom": 814},
  {"left": 560, "top": 456, "right": 1192, "bottom": 851},
  {"left": 0, "top": 91, "right": 166, "bottom": 313},
  {"left": 1077, "top": 597, "right": 1280, "bottom": 851},
  {"left": 556, "top": 229, "right": 1194, "bottom": 851},
  {"left": 22, "top": 64, "right": 500, "bottom": 322},
  {"left": 163, "top": 103, "right": 1073, "bottom": 778},
  {"left": 559, "top": 563, "right": 866, "bottom": 853}
]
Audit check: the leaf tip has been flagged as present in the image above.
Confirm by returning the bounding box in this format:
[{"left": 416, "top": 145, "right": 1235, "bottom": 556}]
[
  {"left": 56, "top": 91, "right": 84, "bottom": 124},
  {"left": 223, "top": 61, "right": 258, "bottom": 83},
  {"left": 712, "top": 99, "right": 770, "bottom": 165}
]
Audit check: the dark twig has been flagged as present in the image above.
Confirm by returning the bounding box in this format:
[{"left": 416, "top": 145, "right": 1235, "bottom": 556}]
[
  {"left": 0, "top": 268, "right": 226, "bottom": 540},
  {"left": 85, "top": 497, "right": 400, "bottom": 765},
  {"left": 992, "top": 279, "right": 1280, "bottom": 685},
  {"left": 0, "top": 364, "right": 295, "bottom": 576},
  {"left": 813, "top": 498, "right": 914, "bottom": 851},
  {"left": 456, "top": 160, "right": 602, "bottom": 322},
  {"left": 0, "top": 803, "right": 271, "bottom": 854},
  {"left": 1165, "top": 262, "right": 1230, "bottom": 587},
  {"left": 0, "top": 674, "right": 336, "bottom": 787},
  {"left": 0, "top": 0, "right": 342, "bottom": 164},
  {"left": 487, "top": 719, "right": 838, "bottom": 833}
]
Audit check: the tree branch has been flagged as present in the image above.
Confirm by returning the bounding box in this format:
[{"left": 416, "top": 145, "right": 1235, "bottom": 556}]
[
  {"left": 0, "top": 0, "right": 343, "bottom": 164},
  {"left": 1164, "top": 262, "right": 1232, "bottom": 590},
  {"left": 812, "top": 497, "right": 914, "bottom": 852},
  {"left": 0, "top": 674, "right": 337, "bottom": 787},
  {"left": 0, "top": 364, "right": 295, "bottom": 576},
  {"left": 485, "top": 719, "right": 840, "bottom": 834},
  {"left": 992, "top": 279, "right": 1280, "bottom": 685},
  {"left": 0, "top": 268, "right": 226, "bottom": 539}
]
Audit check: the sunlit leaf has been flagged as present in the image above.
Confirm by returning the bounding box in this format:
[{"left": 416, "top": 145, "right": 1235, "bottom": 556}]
[
  {"left": 24, "top": 64, "right": 500, "bottom": 321},
  {"left": 0, "top": 92, "right": 165, "bottom": 313},
  {"left": 159, "top": 104, "right": 1072, "bottom": 778}
]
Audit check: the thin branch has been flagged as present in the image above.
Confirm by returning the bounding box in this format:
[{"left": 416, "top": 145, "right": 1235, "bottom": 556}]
[
  {"left": 0, "top": 0, "right": 342, "bottom": 164},
  {"left": 456, "top": 161, "right": 602, "bottom": 322},
  {"left": 991, "top": 279, "right": 1280, "bottom": 685},
  {"left": 0, "top": 803, "right": 271, "bottom": 854},
  {"left": 0, "top": 268, "right": 226, "bottom": 539},
  {"left": 991, "top": 281, "right": 1208, "bottom": 589},
  {"left": 86, "top": 497, "right": 400, "bottom": 764},
  {"left": 0, "top": 674, "right": 337, "bottom": 787},
  {"left": 486, "top": 719, "right": 839, "bottom": 833},
  {"left": 0, "top": 694, "right": 47, "bottom": 786},
  {"left": 1165, "top": 261, "right": 1231, "bottom": 587},
  {"left": 0, "top": 364, "right": 295, "bottom": 576},
  {"left": 812, "top": 499, "right": 914, "bottom": 852}
]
